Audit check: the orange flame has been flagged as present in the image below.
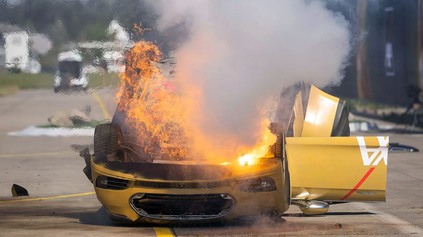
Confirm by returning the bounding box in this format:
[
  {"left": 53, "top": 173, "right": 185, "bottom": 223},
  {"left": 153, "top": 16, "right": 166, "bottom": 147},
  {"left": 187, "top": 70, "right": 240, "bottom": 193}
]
[
  {"left": 117, "top": 41, "right": 188, "bottom": 159},
  {"left": 237, "top": 119, "right": 277, "bottom": 166},
  {"left": 117, "top": 40, "right": 277, "bottom": 164}
]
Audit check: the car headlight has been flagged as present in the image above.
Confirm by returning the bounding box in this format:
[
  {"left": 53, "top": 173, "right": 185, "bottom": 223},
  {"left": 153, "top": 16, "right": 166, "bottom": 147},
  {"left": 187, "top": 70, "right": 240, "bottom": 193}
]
[
  {"left": 239, "top": 177, "right": 276, "bottom": 192},
  {"left": 95, "top": 176, "right": 129, "bottom": 190}
]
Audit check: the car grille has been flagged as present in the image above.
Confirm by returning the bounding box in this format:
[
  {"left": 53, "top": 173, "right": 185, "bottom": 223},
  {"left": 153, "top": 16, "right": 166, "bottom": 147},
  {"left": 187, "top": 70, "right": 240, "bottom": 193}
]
[{"left": 130, "top": 193, "right": 235, "bottom": 220}]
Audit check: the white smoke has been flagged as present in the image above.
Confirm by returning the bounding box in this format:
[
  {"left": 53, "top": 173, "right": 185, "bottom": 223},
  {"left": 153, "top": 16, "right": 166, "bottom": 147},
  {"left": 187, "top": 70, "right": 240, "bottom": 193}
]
[{"left": 148, "top": 0, "right": 351, "bottom": 154}]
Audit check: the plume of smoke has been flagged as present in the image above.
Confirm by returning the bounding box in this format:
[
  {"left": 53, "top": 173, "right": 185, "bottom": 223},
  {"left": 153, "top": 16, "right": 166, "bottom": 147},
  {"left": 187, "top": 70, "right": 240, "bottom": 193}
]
[{"left": 148, "top": 0, "right": 351, "bottom": 157}]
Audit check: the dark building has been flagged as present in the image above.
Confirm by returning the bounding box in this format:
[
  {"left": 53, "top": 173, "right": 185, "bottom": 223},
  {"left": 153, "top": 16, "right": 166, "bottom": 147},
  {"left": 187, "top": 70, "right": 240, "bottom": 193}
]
[{"left": 329, "top": 0, "right": 422, "bottom": 107}]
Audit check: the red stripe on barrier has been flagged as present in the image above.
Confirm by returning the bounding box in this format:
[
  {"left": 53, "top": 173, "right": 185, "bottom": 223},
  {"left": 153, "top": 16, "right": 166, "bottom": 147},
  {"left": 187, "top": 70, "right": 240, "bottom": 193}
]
[{"left": 341, "top": 167, "right": 376, "bottom": 200}]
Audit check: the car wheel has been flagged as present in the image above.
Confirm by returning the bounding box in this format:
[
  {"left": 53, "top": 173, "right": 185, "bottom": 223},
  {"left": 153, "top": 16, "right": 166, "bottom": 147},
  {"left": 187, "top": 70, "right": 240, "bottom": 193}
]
[
  {"left": 54, "top": 87, "right": 60, "bottom": 93},
  {"left": 94, "top": 123, "right": 123, "bottom": 157}
]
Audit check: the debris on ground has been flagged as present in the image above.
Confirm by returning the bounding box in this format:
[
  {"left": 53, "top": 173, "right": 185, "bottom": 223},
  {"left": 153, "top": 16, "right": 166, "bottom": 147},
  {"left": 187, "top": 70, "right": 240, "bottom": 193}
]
[
  {"left": 70, "top": 144, "right": 93, "bottom": 152},
  {"left": 11, "top": 184, "right": 29, "bottom": 197},
  {"left": 47, "top": 106, "right": 101, "bottom": 128}
]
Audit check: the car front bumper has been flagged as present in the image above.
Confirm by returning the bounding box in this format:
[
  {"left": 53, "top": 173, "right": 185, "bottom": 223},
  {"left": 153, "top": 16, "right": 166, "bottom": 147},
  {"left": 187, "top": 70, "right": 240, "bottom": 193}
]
[{"left": 90, "top": 158, "right": 288, "bottom": 223}]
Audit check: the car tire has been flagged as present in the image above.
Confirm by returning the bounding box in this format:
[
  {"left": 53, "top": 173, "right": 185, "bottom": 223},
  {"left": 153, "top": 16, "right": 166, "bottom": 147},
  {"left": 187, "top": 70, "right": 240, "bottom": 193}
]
[{"left": 94, "top": 123, "right": 123, "bottom": 157}]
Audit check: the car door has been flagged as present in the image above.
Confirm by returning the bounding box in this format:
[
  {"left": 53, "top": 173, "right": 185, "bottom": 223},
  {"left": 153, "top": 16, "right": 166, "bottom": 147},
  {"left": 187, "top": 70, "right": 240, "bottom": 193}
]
[{"left": 284, "top": 85, "right": 388, "bottom": 202}]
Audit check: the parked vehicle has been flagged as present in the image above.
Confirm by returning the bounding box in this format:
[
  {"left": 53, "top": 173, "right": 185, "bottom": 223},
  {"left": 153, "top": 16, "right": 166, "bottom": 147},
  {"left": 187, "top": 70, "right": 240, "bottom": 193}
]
[
  {"left": 54, "top": 51, "right": 88, "bottom": 93},
  {"left": 4, "top": 31, "right": 29, "bottom": 73}
]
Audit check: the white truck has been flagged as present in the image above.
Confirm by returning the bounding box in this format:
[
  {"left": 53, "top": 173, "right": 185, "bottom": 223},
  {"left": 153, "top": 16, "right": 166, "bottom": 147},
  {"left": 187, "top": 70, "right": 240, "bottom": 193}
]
[{"left": 4, "top": 31, "right": 29, "bottom": 72}]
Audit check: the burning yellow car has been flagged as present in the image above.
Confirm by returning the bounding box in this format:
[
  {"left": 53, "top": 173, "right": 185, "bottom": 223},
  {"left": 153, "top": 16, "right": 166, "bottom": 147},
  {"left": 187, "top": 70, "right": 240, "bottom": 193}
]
[{"left": 79, "top": 81, "right": 388, "bottom": 223}]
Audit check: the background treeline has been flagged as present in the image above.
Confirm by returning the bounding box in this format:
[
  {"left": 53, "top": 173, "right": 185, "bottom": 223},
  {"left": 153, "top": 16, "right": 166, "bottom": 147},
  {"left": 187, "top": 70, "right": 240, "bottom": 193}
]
[
  {"left": 0, "top": 0, "right": 159, "bottom": 44},
  {"left": 0, "top": 0, "right": 187, "bottom": 70}
]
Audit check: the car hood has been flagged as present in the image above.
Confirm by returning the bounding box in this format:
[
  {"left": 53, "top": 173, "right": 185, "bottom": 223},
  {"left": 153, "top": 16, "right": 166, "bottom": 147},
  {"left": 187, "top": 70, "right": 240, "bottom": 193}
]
[{"left": 93, "top": 157, "right": 281, "bottom": 181}]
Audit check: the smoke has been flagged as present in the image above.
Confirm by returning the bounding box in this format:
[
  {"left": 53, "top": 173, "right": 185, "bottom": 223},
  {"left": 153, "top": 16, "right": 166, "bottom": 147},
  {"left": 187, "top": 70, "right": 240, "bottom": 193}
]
[{"left": 148, "top": 0, "right": 351, "bottom": 158}]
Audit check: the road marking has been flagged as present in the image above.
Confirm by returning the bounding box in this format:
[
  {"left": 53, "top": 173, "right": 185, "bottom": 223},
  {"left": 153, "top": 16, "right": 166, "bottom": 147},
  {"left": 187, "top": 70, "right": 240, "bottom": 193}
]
[
  {"left": 92, "top": 91, "right": 111, "bottom": 120},
  {"left": 0, "top": 192, "right": 95, "bottom": 204},
  {"left": 356, "top": 203, "right": 423, "bottom": 236},
  {"left": 0, "top": 151, "right": 75, "bottom": 158},
  {"left": 8, "top": 126, "right": 94, "bottom": 137},
  {"left": 1, "top": 191, "right": 177, "bottom": 237},
  {"left": 94, "top": 91, "right": 175, "bottom": 237},
  {"left": 154, "top": 227, "right": 175, "bottom": 237}
]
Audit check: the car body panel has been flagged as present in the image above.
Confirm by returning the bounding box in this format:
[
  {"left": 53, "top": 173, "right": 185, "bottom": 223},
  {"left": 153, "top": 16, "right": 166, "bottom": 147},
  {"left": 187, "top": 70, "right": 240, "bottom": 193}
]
[
  {"left": 293, "top": 91, "right": 304, "bottom": 137},
  {"left": 286, "top": 136, "right": 388, "bottom": 201},
  {"left": 302, "top": 85, "right": 340, "bottom": 137}
]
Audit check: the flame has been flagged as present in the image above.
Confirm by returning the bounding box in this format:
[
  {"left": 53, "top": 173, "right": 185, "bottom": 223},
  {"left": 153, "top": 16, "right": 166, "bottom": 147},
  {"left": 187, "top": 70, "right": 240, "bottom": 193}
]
[
  {"left": 236, "top": 119, "right": 277, "bottom": 166},
  {"left": 116, "top": 40, "right": 277, "bottom": 163},
  {"left": 117, "top": 41, "right": 188, "bottom": 159}
]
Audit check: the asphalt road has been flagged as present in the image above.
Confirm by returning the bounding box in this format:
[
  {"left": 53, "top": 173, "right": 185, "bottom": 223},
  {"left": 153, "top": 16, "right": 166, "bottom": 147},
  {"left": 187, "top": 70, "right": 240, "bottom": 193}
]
[{"left": 0, "top": 88, "right": 422, "bottom": 236}]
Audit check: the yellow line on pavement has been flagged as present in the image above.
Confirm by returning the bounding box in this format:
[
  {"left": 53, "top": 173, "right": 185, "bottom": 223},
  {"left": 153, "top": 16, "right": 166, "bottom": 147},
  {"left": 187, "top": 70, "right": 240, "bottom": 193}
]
[
  {"left": 154, "top": 227, "right": 175, "bottom": 237},
  {"left": 2, "top": 192, "right": 176, "bottom": 237},
  {"left": 92, "top": 91, "right": 111, "bottom": 120},
  {"left": 0, "top": 191, "right": 95, "bottom": 204}
]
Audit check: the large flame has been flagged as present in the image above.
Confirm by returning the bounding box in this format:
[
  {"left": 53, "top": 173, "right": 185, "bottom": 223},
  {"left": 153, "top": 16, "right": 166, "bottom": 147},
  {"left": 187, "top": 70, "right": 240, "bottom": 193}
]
[
  {"left": 116, "top": 41, "right": 277, "bottom": 164},
  {"left": 117, "top": 41, "right": 188, "bottom": 159}
]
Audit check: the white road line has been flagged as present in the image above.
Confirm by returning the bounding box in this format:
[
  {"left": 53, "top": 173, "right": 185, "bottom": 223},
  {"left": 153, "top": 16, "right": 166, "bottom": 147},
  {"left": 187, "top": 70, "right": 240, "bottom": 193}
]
[
  {"left": 356, "top": 203, "right": 423, "bottom": 236},
  {"left": 8, "top": 126, "right": 94, "bottom": 137},
  {"left": 0, "top": 151, "right": 75, "bottom": 158}
]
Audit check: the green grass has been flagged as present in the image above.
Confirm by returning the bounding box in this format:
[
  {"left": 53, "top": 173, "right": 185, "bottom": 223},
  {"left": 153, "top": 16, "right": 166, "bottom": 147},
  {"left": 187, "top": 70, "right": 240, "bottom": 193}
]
[
  {"left": 88, "top": 73, "right": 121, "bottom": 88},
  {"left": 0, "top": 72, "right": 53, "bottom": 89},
  {"left": 0, "top": 85, "right": 19, "bottom": 97},
  {"left": 0, "top": 71, "right": 121, "bottom": 91},
  {"left": 345, "top": 98, "right": 401, "bottom": 112}
]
